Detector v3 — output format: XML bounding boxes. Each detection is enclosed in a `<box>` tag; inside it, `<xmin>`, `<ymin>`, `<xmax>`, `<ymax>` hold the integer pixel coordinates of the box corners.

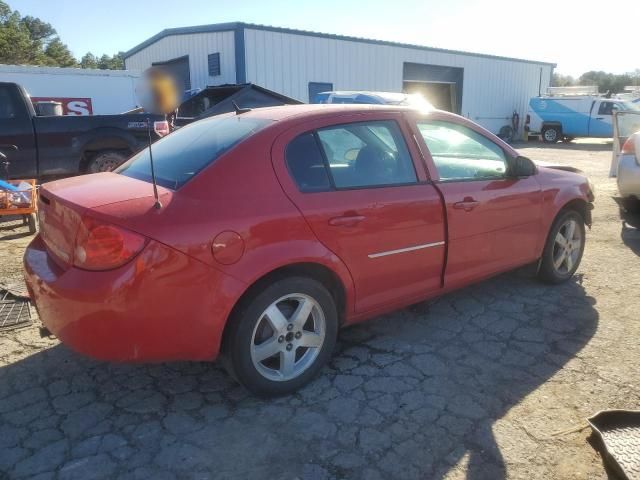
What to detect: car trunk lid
<box><xmin>37</xmin><ymin>173</ymin><xmax>170</xmax><ymax>269</ymax></box>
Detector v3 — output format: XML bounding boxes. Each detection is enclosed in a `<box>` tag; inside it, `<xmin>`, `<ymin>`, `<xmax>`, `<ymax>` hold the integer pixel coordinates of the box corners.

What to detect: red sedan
<box><xmin>24</xmin><ymin>105</ymin><xmax>594</xmax><ymax>396</ymax></box>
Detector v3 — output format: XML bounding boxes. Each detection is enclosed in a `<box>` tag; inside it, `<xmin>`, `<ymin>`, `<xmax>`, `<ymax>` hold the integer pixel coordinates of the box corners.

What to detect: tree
<box><xmin>552</xmin><ymin>73</ymin><xmax>575</xmax><ymax>87</ymax></box>
<box><xmin>80</xmin><ymin>52</ymin><xmax>98</xmax><ymax>69</ymax></box>
<box><xmin>44</xmin><ymin>38</ymin><xmax>77</xmax><ymax>67</ymax></box>
<box><xmin>0</xmin><ymin>1</ymin><xmax>77</xmax><ymax>67</ymax></box>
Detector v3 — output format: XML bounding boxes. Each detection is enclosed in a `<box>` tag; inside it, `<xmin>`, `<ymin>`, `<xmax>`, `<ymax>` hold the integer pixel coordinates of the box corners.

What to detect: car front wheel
<box><xmin>538</xmin><ymin>210</ymin><xmax>586</xmax><ymax>283</ymax></box>
<box><xmin>223</xmin><ymin>276</ymin><xmax>338</xmax><ymax>397</ymax></box>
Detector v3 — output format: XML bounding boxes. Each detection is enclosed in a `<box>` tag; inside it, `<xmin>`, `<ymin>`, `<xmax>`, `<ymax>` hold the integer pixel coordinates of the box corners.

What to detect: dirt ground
<box><xmin>0</xmin><ymin>140</ymin><xmax>638</xmax><ymax>480</ymax></box>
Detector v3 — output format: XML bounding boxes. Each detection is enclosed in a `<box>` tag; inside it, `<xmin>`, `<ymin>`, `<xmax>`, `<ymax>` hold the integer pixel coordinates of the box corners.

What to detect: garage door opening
<box><xmin>403</xmin><ymin>81</ymin><xmax>457</xmax><ymax>113</ymax></box>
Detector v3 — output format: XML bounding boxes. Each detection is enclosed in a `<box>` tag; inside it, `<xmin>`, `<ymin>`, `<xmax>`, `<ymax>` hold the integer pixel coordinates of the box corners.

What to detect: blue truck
<box><xmin>527</xmin><ymin>88</ymin><xmax>640</xmax><ymax>143</ymax></box>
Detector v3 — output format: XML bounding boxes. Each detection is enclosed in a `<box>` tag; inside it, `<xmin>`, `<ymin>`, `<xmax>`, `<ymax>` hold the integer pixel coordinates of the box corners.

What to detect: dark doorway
<box><xmin>403</xmin><ymin>81</ymin><xmax>457</xmax><ymax>112</ymax></box>
<box><xmin>152</xmin><ymin>55</ymin><xmax>191</xmax><ymax>100</ymax></box>
<box><xmin>308</xmin><ymin>82</ymin><xmax>333</xmax><ymax>103</ymax></box>
<box><xmin>403</xmin><ymin>62</ymin><xmax>463</xmax><ymax>114</ymax></box>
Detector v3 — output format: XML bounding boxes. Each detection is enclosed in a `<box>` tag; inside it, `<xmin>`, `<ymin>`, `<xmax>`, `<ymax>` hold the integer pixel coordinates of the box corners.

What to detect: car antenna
<box><xmin>146</xmin><ymin>117</ymin><xmax>162</xmax><ymax>209</ymax></box>
<box><xmin>232</xmin><ymin>100</ymin><xmax>251</xmax><ymax>115</ymax></box>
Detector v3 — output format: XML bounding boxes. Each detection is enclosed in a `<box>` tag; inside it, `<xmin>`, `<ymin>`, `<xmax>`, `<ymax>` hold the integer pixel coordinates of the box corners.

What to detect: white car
<box><xmin>618</xmin><ymin>131</ymin><xmax>640</xmax><ymax>211</ymax></box>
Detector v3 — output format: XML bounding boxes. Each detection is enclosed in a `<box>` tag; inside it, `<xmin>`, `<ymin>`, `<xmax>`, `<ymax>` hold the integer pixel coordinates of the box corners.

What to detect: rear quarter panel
<box><xmin>95</xmin><ymin>128</ymin><xmax>357</xmax><ymax>322</ymax></box>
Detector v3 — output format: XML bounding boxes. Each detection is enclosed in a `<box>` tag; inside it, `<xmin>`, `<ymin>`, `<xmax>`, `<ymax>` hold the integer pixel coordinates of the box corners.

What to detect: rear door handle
<box><xmin>453</xmin><ymin>197</ymin><xmax>480</xmax><ymax>212</ymax></box>
<box><xmin>328</xmin><ymin>215</ymin><xmax>366</xmax><ymax>227</ymax></box>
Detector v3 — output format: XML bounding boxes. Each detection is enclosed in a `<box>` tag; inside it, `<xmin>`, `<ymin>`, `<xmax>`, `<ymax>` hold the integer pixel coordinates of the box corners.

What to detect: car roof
<box><xmin>235</xmin><ymin>103</ymin><xmax>436</xmax><ymax>124</ymax></box>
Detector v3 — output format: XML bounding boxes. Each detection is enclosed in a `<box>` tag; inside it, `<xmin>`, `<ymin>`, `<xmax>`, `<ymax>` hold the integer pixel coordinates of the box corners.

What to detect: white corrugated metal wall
<box><xmin>123</xmin><ymin>26</ymin><xmax>553</xmax><ymax>134</ymax></box>
<box><xmin>244</xmin><ymin>28</ymin><xmax>552</xmax><ymax>133</ymax></box>
<box><xmin>124</xmin><ymin>32</ymin><xmax>237</xmax><ymax>88</ymax></box>
<box><xmin>0</xmin><ymin>65</ymin><xmax>141</xmax><ymax>114</ymax></box>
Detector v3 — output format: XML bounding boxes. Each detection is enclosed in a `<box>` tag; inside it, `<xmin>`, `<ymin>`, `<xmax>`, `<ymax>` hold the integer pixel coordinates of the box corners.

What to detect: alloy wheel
<box><xmin>250</xmin><ymin>293</ymin><xmax>326</xmax><ymax>382</ymax></box>
<box><xmin>552</xmin><ymin>218</ymin><xmax>583</xmax><ymax>274</ymax></box>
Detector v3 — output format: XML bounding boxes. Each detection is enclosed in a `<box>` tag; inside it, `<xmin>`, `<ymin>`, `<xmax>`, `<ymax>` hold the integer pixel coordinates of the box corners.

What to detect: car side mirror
<box><xmin>511</xmin><ymin>155</ymin><xmax>537</xmax><ymax>178</ymax></box>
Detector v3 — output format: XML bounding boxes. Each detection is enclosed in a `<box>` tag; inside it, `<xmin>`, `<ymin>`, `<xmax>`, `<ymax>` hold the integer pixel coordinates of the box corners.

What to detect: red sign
<box><xmin>31</xmin><ymin>97</ymin><xmax>94</xmax><ymax>116</ymax></box>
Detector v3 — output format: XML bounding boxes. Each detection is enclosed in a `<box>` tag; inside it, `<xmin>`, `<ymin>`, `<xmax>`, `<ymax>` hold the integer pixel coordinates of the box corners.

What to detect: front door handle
<box><xmin>453</xmin><ymin>197</ymin><xmax>480</xmax><ymax>212</ymax></box>
<box><xmin>328</xmin><ymin>215</ymin><xmax>366</xmax><ymax>227</ymax></box>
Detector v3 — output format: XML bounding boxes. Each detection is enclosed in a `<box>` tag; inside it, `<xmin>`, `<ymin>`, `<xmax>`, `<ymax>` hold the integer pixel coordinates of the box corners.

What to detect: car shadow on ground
<box><xmin>614</xmin><ymin>198</ymin><xmax>640</xmax><ymax>256</ymax></box>
<box><xmin>0</xmin><ymin>272</ymin><xmax>598</xmax><ymax>479</ymax></box>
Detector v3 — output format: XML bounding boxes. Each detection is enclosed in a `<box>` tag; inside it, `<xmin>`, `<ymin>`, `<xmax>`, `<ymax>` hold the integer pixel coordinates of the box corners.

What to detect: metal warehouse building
<box><xmin>124</xmin><ymin>22</ymin><xmax>555</xmax><ymax>134</ymax></box>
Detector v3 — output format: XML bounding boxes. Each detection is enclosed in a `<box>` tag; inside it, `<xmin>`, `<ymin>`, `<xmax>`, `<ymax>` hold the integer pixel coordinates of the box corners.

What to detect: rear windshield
<box><xmin>117</xmin><ymin>115</ymin><xmax>272</xmax><ymax>189</ymax></box>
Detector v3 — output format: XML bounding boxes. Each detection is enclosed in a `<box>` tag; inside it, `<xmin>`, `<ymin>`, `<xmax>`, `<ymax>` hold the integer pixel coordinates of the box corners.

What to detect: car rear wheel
<box><xmin>224</xmin><ymin>276</ymin><xmax>338</xmax><ymax>397</ymax></box>
<box><xmin>538</xmin><ymin>210</ymin><xmax>585</xmax><ymax>284</ymax></box>
<box><xmin>87</xmin><ymin>150</ymin><xmax>128</xmax><ymax>173</ymax></box>
<box><xmin>542</xmin><ymin>126</ymin><xmax>561</xmax><ymax>143</ymax></box>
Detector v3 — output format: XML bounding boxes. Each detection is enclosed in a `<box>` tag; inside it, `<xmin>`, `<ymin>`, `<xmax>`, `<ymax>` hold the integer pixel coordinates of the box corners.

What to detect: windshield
<box><xmin>621</xmin><ymin>101</ymin><xmax>640</xmax><ymax>111</ymax></box>
<box><xmin>117</xmin><ymin>115</ymin><xmax>272</xmax><ymax>189</ymax></box>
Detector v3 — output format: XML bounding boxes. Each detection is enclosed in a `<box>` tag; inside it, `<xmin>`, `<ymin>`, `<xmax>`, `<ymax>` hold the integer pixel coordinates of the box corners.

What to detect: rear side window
<box><xmin>0</xmin><ymin>87</ymin><xmax>17</xmax><ymax>119</ymax></box>
<box><xmin>117</xmin><ymin>116</ymin><xmax>272</xmax><ymax>189</ymax></box>
<box><xmin>286</xmin><ymin>120</ymin><xmax>417</xmax><ymax>192</ymax></box>
<box><xmin>285</xmin><ymin>133</ymin><xmax>332</xmax><ymax>192</ymax></box>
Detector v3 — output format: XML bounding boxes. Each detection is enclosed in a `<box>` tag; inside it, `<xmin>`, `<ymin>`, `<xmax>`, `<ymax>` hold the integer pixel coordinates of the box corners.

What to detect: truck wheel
<box><xmin>26</xmin><ymin>213</ymin><xmax>37</xmax><ymax>235</ymax></box>
<box><xmin>542</xmin><ymin>126</ymin><xmax>561</xmax><ymax>143</ymax></box>
<box><xmin>223</xmin><ymin>276</ymin><xmax>338</xmax><ymax>397</ymax></box>
<box><xmin>87</xmin><ymin>151</ymin><xmax>128</xmax><ymax>173</ymax></box>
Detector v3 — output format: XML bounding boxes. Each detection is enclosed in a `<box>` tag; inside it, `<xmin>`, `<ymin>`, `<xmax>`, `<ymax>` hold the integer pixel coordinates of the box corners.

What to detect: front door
<box><xmin>412</xmin><ymin>116</ymin><xmax>542</xmax><ymax>289</ymax></box>
<box><xmin>272</xmin><ymin>113</ymin><xmax>446</xmax><ymax>314</ymax></box>
<box><xmin>589</xmin><ymin>100</ymin><xmax>617</xmax><ymax>138</ymax></box>
<box><xmin>0</xmin><ymin>84</ymin><xmax>37</xmax><ymax>179</ymax></box>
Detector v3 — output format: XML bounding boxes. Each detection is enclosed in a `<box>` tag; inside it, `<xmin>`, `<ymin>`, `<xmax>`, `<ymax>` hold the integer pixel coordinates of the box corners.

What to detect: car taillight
<box><xmin>73</xmin><ymin>216</ymin><xmax>147</xmax><ymax>271</ymax></box>
<box><xmin>621</xmin><ymin>137</ymin><xmax>635</xmax><ymax>155</ymax></box>
<box><xmin>154</xmin><ymin>120</ymin><xmax>170</xmax><ymax>137</ymax></box>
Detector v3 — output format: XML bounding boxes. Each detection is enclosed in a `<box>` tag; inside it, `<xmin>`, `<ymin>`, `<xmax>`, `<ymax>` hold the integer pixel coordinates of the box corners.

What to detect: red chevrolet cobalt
<box><xmin>24</xmin><ymin>105</ymin><xmax>594</xmax><ymax>396</ymax></box>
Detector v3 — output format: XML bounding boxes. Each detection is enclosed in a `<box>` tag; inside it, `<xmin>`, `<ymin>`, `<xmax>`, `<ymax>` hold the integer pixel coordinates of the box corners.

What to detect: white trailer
<box><xmin>0</xmin><ymin>65</ymin><xmax>141</xmax><ymax>115</ymax></box>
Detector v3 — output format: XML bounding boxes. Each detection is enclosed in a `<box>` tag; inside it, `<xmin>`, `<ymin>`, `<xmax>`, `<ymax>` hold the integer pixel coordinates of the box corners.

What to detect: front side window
<box><xmin>598</xmin><ymin>102</ymin><xmax>618</xmax><ymax>115</ymax></box>
<box><xmin>117</xmin><ymin>115</ymin><xmax>272</xmax><ymax>189</ymax></box>
<box><xmin>417</xmin><ymin>120</ymin><xmax>507</xmax><ymax>181</ymax></box>
<box><xmin>317</xmin><ymin>120</ymin><xmax>417</xmax><ymax>188</ymax></box>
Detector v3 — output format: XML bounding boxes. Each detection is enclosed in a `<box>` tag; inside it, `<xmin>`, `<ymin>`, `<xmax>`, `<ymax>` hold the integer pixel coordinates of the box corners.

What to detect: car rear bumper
<box><xmin>618</xmin><ymin>154</ymin><xmax>640</xmax><ymax>198</ymax></box>
<box><xmin>24</xmin><ymin>235</ymin><xmax>244</xmax><ymax>362</ymax></box>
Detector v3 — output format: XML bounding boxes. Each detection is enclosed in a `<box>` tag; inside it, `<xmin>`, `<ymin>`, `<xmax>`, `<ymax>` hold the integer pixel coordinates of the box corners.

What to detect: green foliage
<box><xmin>0</xmin><ymin>1</ymin><xmax>124</xmax><ymax>69</ymax></box>
<box><xmin>553</xmin><ymin>70</ymin><xmax>640</xmax><ymax>93</ymax></box>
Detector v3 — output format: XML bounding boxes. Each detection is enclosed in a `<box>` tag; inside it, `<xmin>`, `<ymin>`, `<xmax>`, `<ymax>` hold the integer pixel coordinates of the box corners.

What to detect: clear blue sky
<box><xmin>8</xmin><ymin>0</ymin><xmax>638</xmax><ymax>76</ymax></box>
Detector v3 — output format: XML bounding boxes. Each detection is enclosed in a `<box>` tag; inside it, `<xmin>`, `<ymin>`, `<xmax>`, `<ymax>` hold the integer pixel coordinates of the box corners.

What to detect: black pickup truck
<box><xmin>0</xmin><ymin>82</ymin><xmax>165</xmax><ymax>179</ymax></box>
<box><xmin>0</xmin><ymin>82</ymin><xmax>301</xmax><ymax>180</ymax></box>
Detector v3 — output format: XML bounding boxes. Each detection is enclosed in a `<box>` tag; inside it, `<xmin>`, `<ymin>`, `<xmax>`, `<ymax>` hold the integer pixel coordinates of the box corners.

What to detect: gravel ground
<box><xmin>0</xmin><ymin>141</ymin><xmax>639</xmax><ymax>480</ymax></box>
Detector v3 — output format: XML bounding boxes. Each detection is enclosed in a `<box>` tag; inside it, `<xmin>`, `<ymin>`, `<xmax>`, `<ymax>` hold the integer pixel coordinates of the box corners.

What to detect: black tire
<box><xmin>621</xmin><ymin>196</ymin><xmax>640</xmax><ymax>213</ymax></box>
<box><xmin>87</xmin><ymin>150</ymin><xmax>128</xmax><ymax>173</ymax></box>
<box><xmin>223</xmin><ymin>276</ymin><xmax>338</xmax><ymax>397</ymax></box>
<box><xmin>542</xmin><ymin>126</ymin><xmax>561</xmax><ymax>143</ymax></box>
<box><xmin>26</xmin><ymin>213</ymin><xmax>37</xmax><ymax>235</ymax></box>
<box><xmin>538</xmin><ymin>209</ymin><xmax>586</xmax><ymax>284</ymax></box>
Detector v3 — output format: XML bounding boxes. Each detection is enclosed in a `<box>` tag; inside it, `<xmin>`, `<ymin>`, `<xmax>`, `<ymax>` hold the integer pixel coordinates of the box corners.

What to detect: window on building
<box><xmin>417</xmin><ymin>120</ymin><xmax>507</xmax><ymax>181</ymax></box>
<box><xmin>208</xmin><ymin>53</ymin><xmax>221</xmax><ymax>76</ymax></box>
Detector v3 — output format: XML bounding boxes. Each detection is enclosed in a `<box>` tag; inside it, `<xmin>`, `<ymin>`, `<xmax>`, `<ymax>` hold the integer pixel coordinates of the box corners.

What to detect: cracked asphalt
<box><xmin>1</xmin><ymin>141</ymin><xmax>639</xmax><ymax>480</ymax></box>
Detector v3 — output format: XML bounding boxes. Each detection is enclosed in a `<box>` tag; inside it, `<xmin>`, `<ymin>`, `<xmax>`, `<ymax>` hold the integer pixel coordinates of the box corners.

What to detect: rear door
<box><xmin>0</xmin><ymin>84</ymin><xmax>38</xmax><ymax>178</ymax></box>
<box><xmin>411</xmin><ymin>115</ymin><xmax>543</xmax><ymax>289</ymax></box>
<box><xmin>272</xmin><ymin>112</ymin><xmax>445</xmax><ymax>314</ymax></box>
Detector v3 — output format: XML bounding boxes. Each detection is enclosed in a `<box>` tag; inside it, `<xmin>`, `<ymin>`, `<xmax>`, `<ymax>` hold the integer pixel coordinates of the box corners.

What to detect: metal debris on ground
<box><xmin>589</xmin><ymin>410</ymin><xmax>640</xmax><ymax>480</ymax></box>
<box><xmin>0</xmin><ymin>288</ymin><xmax>32</xmax><ymax>332</ymax></box>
